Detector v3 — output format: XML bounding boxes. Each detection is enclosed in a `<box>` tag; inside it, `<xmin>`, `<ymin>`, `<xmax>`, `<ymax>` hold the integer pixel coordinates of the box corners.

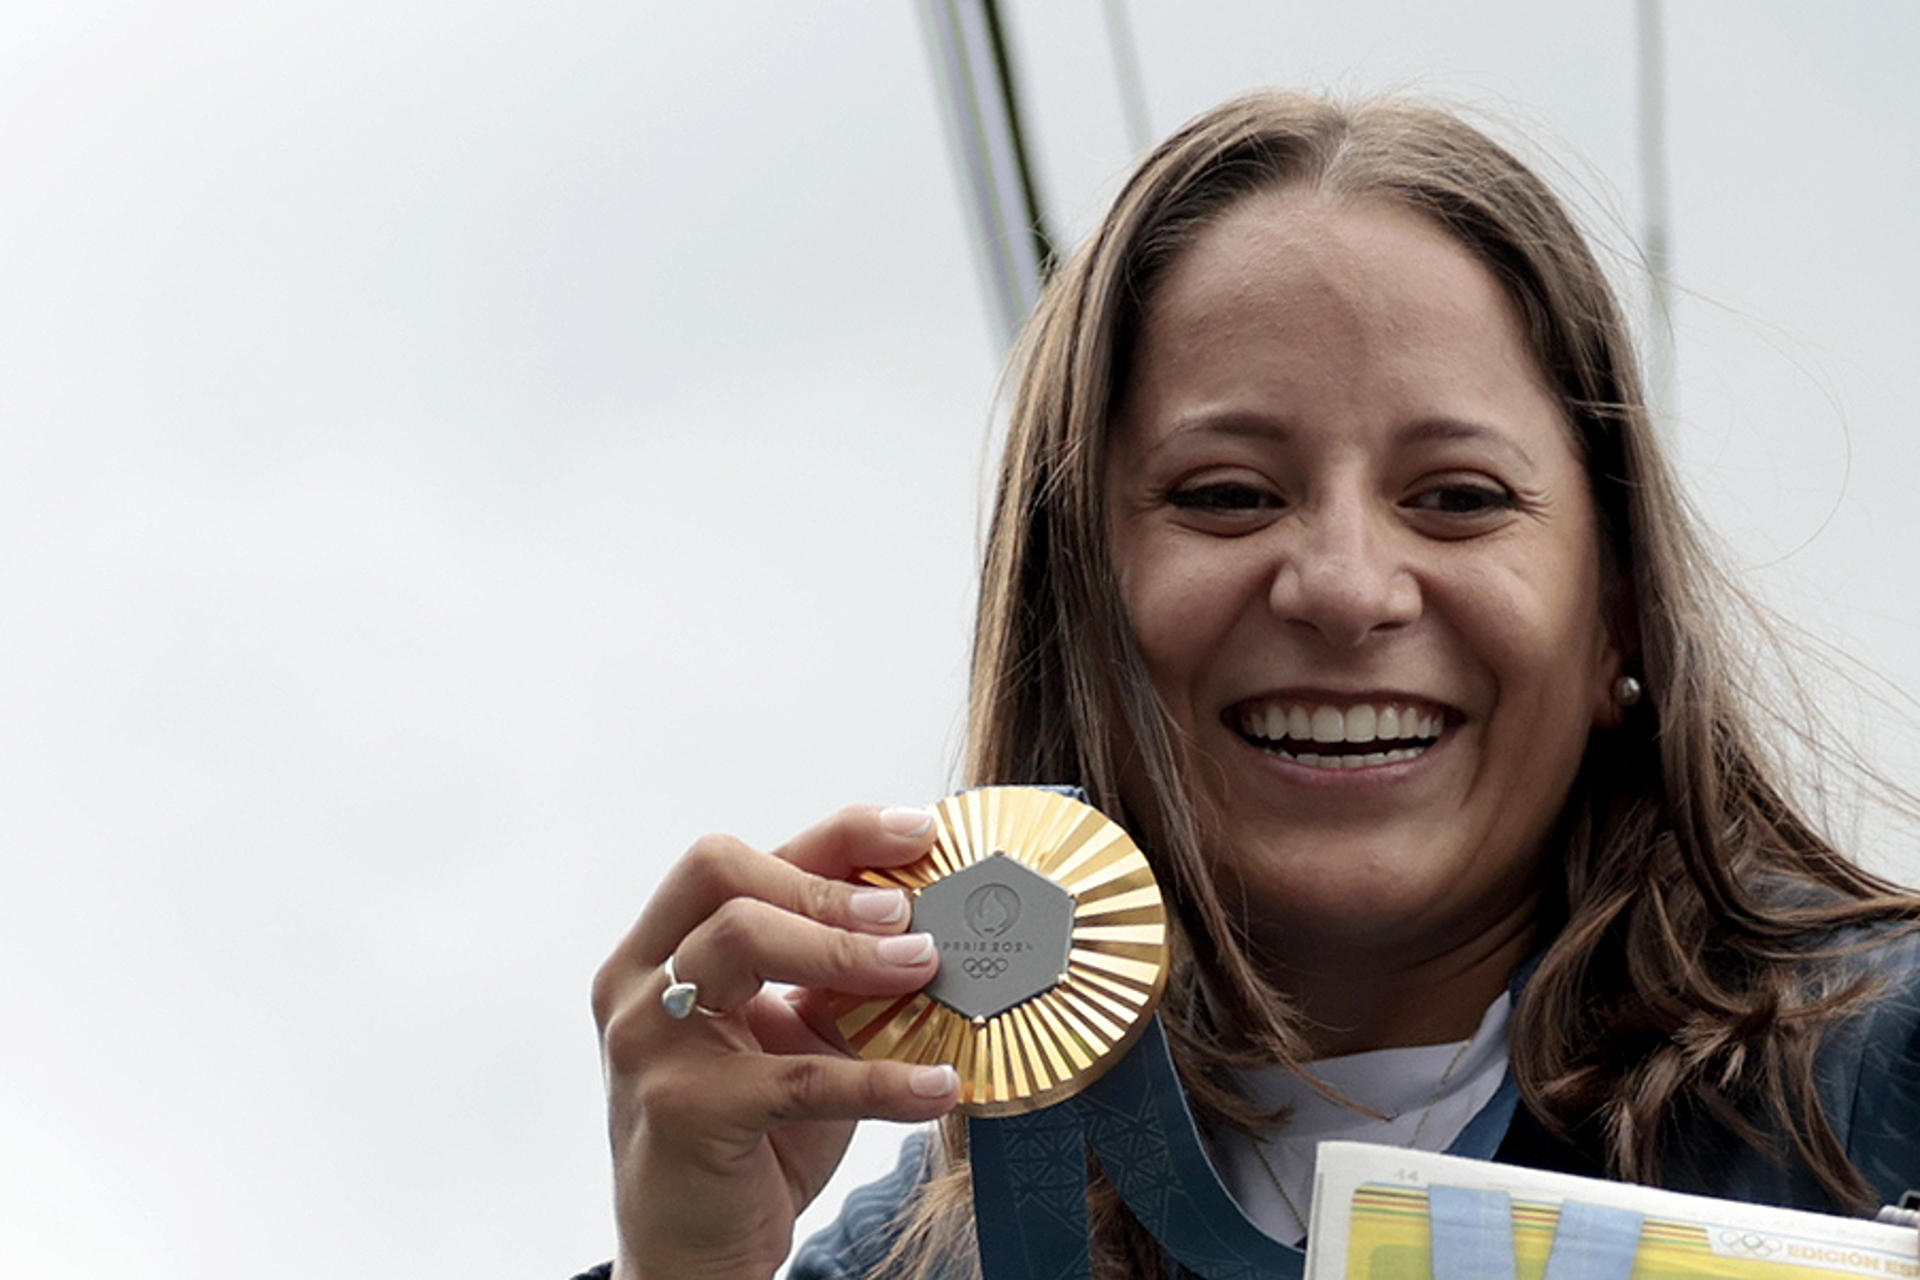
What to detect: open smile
<box><xmin>1228</xmin><ymin>697</ymin><xmax>1450</xmax><ymax>770</ymax></box>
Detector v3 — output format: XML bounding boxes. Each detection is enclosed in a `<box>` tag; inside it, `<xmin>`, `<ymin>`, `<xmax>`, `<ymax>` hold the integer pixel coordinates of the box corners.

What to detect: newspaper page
<box><xmin>1306</xmin><ymin>1141</ymin><xmax>1918</xmax><ymax>1280</ymax></box>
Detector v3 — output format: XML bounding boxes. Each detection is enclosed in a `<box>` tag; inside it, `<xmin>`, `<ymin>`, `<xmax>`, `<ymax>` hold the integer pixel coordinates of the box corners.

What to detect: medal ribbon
<box><xmin>919</xmin><ymin>787</ymin><xmax>1522</xmax><ymax>1279</ymax></box>
<box><xmin>967</xmin><ymin>1017</ymin><xmax>1523</xmax><ymax>1279</ymax></box>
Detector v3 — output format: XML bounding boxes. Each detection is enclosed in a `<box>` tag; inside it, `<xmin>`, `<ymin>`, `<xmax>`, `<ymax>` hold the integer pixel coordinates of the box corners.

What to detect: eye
<box><xmin>1166</xmin><ymin>480</ymin><xmax>1283</xmax><ymax>516</ymax></box>
<box><xmin>1406</xmin><ymin>481</ymin><xmax>1519</xmax><ymax>517</ymax></box>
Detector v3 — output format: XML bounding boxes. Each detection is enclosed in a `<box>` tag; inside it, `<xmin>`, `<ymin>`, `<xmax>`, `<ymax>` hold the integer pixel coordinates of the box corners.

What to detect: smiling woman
<box><xmin>1106</xmin><ymin>192</ymin><xmax>1621</xmax><ymax>1033</ymax></box>
<box><xmin>581</xmin><ymin>91</ymin><xmax>1920</xmax><ymax>1280</ymax></box>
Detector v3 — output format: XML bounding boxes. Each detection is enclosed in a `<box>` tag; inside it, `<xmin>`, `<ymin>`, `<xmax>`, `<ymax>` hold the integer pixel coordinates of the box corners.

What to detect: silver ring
<box><xmin>660</xmin><ymin>953</ymin><xmax>726</xmax><ymax>1019</ymax></box>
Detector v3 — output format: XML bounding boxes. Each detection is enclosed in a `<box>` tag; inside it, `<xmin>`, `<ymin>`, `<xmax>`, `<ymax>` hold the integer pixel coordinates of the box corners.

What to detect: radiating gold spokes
<box><xmin>832</xmin><ymin>788</ymin><xmax>1170</xmax><ymax>1116</ymax></box>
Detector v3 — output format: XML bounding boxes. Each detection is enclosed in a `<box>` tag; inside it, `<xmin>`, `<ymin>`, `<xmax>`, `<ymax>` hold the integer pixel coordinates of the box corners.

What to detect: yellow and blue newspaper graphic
<box><xmin>1307</xmin><ymin>1143</ymin><xmax>1919</xmax><ymax>1280</ymax></box>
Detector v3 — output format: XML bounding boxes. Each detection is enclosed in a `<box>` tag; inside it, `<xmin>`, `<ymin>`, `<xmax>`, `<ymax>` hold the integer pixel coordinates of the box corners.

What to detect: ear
<box><xmin>1588</xmin><ymin>579</ymin><xmax>1638</xmax><ymax>730</ymax></box>
<box><xmin>1589</xmin><ymin>642</ymin><xmax>1630</xmax><ymax>730</ymax></box>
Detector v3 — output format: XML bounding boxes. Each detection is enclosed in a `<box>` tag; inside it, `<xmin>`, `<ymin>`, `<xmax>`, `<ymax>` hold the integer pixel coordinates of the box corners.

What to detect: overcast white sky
<box><xmin>3</xmin><ymin>4</ymin><xmax>1917</xmax><ymax>1277</ymax></box>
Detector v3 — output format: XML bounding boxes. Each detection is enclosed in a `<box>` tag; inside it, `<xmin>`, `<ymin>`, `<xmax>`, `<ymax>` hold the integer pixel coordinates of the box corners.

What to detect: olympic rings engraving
<box><xmin>962</xmin><ymin>956</ymin><xmax>1009</xmax><ymax>980</ymax></box>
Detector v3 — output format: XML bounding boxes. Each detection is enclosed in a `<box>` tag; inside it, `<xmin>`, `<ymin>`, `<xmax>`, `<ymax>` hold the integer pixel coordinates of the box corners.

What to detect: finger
<box><xmin>671</xmin><ymin>897</ymin><xmax>938</xmax><ymax>1013</ymax></box>
<box><xmin>643</xmin><ymin>1051</ymin><xmax>960</xmax><ymax>1142</ymax></box>
<box><xmin>780</xmin><ymin>985</ymin><xmax>862</xmax><ymax>1056</ymax></box>
<box><xmin>744</xmin><ymin>1053</ymin><xmax>959</xmax><ymax>1128</ymax></box>
<box><xmin>770</xmin><ymin>803</ymin><xmax>939</xmax><ymax>879</ymax></box>
<box><xmin>621</xmin><ymin>812</ymin><xmax>933</xmax><ymax>966</ymax></box>
<box><xmin>597</xmin><ymin>948</ymin><xmax>768</xmax><ymax>1074</ymax></box>
<box><xmin>739</xmin><ymin>987</ymin><xmax>842</xmax><ymax>1059</ymax></box>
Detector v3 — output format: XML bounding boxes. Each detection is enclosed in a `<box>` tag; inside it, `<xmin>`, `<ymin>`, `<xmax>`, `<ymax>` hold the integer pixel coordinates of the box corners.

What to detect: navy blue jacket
<box><xmin>786</xmin><ymin>931</ymin><xmax>1920</xmax><ymax>1279</ymax></box>
<box><xmin>571</xmin><ymin>930</ymin><xmax>1920</xmax><ymax>1279</ymax></box>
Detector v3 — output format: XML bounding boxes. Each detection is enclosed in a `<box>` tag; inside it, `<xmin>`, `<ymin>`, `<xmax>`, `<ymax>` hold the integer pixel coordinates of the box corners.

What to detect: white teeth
<box><xmin>1238</xmin><ymin>697</ymin><xmax>1451</xmax><ymax>773</ymax></box>
<box><xmin>1240</xmin><ymin>701</ymin><xmax>1445</xmax><ymax>745</ymax></box>
<box><xmin>1270</xmin><ymin>742</ymin><xmax>1429</xmax><ymax>770</ymax></box>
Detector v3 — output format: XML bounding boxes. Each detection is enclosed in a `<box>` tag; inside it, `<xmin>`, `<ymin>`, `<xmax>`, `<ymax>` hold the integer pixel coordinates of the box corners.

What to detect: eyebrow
<box><xmin>1145</xmin><ymin>413</ymin><xmax>1542</xmax><ymax>471</ymax></box>
<box><xmin>1145</xmin><ymin>412</ymin><xmax>1295</xmax><ymax>455</ymax></box>
<box><xmin>1398</xmin><ymin>417</ymin><xmax>1539</xmax><ymax>471</ymax></box>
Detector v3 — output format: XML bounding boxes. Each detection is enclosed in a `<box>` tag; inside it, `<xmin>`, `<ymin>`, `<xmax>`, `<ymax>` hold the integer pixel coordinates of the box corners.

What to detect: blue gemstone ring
<box><xmin>660</xmin><ymin>953</ymin><xmax>726</xmax><ymax>1020</ymax></box>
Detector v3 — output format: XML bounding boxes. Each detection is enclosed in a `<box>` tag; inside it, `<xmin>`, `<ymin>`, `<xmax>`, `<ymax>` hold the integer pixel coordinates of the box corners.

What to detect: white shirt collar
<box><xmin>1213</xmin><ymin>991</ymin><xmax>1513</xmax><ymax>1247</ymax></box>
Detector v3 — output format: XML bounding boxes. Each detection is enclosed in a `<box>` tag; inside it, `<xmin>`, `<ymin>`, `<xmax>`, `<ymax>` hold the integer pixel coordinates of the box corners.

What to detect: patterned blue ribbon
<box><xmin>967</xmin><ymin>1014</ymin><xmax>1529</xmax><ymax>1279</ymax></box>
<box><xmin>965</xmin><ymin>784</ymin><xmax>1532</xmax><ymax>1279</ymax></box>
<box><xmin>970</xmin><ymin>1017</ymin><xmax>1298</xmax><ymax>1280</ymax></box>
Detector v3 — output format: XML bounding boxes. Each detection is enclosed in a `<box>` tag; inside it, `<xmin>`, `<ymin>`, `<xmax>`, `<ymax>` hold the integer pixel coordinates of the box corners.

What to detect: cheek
<box><xmin>1123</xmin><ymin>576</ymin><xmax>1194</xmax><ymax>672</ymax></box>
<box><xmin>1454</xmin><ymin>555</ymin><xmax>1611</xmax><ymax>729</ymax></box>
<box><xmin>1115</xmin><ymin>538</ymin><xmax>1246</xmax><ymax>689</ymax></box>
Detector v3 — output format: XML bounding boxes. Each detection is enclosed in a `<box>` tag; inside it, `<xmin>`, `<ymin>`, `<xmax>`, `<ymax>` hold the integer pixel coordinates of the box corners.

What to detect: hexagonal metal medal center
<box><xmin>913</xmin><ymin>853</ymin><xmax>1074</xmax><ymax>1021</ymax></box>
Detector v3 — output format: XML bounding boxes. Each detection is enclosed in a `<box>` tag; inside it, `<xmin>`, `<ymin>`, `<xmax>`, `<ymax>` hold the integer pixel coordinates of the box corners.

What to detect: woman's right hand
<box><xmin>592</xmin><ymin>804</ymin><xmax>961</xmax><ymax>1280</ymax></box>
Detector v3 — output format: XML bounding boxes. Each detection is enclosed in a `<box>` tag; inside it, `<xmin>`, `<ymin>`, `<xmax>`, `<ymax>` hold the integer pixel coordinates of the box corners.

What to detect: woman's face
<box><xmin>1107</xmin><ymin>190</ymin><xmax>1621</xmax><ymax>975</ymax></box>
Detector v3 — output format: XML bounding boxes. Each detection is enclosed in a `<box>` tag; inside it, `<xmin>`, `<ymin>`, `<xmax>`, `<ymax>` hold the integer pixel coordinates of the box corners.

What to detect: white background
<box><xmin>2</xmin><ymin>4</ymin><xmax>1916</xmax><ymax>1276</ymax></box>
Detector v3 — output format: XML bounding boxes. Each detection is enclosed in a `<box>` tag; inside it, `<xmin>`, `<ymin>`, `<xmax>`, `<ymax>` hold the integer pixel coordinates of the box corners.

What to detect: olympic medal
<box><xmin>832</xmin><ymin>787</ymin><xmax>1170</xmax><ymax>1116</ymax></box>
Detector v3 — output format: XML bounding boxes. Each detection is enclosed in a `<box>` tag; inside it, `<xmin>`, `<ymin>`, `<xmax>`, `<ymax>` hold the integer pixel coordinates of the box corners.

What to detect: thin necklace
<box><xmin>1250</xmin><ymin>1035</ymin><xmax>1476</xmax><ymax>1238</ymax></box>
<box><xmin>1407</xmin><ymin>1035</ymin><xmax>1476</xmax><ymax>1148</ymax></box>
<box><xmin>1251</xmin><ymin>1139</ymin><xmax>1310</xmax><ymax>1235</ymax></box>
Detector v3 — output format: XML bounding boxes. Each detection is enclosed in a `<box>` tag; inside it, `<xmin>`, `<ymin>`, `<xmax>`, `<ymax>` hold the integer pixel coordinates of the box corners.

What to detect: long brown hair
<box><xmin>881</xmin><ymin>90</ymin><xmax>1920</xmax><ymax>1280</ymax></box>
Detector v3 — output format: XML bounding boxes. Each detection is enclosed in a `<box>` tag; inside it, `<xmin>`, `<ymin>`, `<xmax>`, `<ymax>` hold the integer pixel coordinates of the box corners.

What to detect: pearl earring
<box><xmin>1614</xmin><ymin>675</ymin><xmax>1644</xmax><ymax>707</ymax></box>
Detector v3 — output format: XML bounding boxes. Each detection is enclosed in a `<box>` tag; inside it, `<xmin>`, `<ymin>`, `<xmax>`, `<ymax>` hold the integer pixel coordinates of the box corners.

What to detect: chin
<box><xmin>1221</xmin><ymin>836</ymin><xmax>1540</xmax><ymax>967</ymax></box>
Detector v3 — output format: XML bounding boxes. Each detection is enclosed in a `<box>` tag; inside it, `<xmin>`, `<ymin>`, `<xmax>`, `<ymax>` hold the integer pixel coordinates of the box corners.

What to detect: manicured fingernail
<box><xmin>910</xmin><ymin>1064</ymin><xmax>958</xmax><ymax>1097</ymax></box>
<box><xmin>879</xmin><ymin>805</ymin><xmax>934</xmax><ymax>837</ymax></box>
<box><xmin>876</xmin><ymin>932</ymin><xmax>935</xmax><ymax>965</ymax></box>
<box><xmin>850</xmin><ymin>888</ymin><xmax>909</xmax><ymax>925</ymax></box>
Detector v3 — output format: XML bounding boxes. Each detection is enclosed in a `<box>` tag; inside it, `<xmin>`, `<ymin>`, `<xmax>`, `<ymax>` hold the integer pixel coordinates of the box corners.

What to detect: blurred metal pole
<box><xmin>918</xmin><ymin>0</ymin><xmax>1055</xmax><ymax>350</ymax></box>
<box><xmin>1636</xmin><ymin>0</ymin><xmax>1676</xmax><ymax>427</ymax></box>
<box><xmin>1101</xmin><ymin>0</ymin><xmax>1152</xmax><ymax>156</ymax></box>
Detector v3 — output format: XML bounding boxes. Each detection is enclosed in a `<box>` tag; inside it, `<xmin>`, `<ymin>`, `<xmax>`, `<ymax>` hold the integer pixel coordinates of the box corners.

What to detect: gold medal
<box><xmin>833</xmin><ymin>787</ymin><xmax>1170</xmax><ymax>1116</ymax></box>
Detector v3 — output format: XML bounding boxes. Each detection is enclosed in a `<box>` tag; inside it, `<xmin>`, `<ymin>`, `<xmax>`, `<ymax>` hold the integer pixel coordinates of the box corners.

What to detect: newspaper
<box><xmin>1306</xmin><ymin>1141</ymin><xmax>1918</xmax><ymax>1280</ymax></box>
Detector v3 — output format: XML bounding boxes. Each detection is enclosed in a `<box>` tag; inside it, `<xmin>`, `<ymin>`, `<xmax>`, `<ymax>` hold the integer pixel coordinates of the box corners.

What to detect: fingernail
<box><xmin>879</xmin><ymin>805</ymin><xmax>934</xmax><ymax>837</ymax></box>
<box><xmin>910</xmin><ymin>1064</ymin><xmax>958</xmax><ymax>1097</ymax></box>
<box><xmin>876</xmin><ymin>932</ymin><xmax>936</xmax><ymax>965</ymax></box>
<box><xmin>850</xmin><ymin>888</ymin><xmax>909</xmax><ymax>926</ymax></box>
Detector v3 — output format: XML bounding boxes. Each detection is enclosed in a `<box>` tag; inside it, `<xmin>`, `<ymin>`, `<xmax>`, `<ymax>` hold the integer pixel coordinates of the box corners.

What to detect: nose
<box><xmin>1266</xmin><ymin>494</ymin><xmax>1420</xmax><ymax>647</ymax></box>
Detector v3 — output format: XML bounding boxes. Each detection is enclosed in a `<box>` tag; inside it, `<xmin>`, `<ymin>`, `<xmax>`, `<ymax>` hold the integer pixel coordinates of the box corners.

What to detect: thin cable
<box><xmin>1636</xmin><ymin>0</ymin><xmax>1677</xmax><ymax>429</ymax></box>
<box><xmin>915</xmin><ymin>0</ymin><xmax>1053</xmax><ymax>346</ymax></box>
<box><xmin>980</xmin><ymin>0</ymin><xmax>1057</xmax><ymax>277</ymax></box>
<box><xmin>1101</xmin><ymin>0</ymin><xmax>1152</xmax><ymax>156</ymax></box>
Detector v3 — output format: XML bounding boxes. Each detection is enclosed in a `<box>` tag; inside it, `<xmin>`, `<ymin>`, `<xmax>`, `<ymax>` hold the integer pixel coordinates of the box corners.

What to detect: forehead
<box><xmin>1119</xmin><ymin>190</ymin><xmax>1566</xmax><ymax>447</ymax></box>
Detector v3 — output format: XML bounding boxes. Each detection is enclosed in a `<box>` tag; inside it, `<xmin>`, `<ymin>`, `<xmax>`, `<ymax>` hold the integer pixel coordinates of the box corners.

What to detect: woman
<box><xmin>585</xmin><ymin>91</ymin><xmax>1920</xmax><ymax>1280</ymax></box>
